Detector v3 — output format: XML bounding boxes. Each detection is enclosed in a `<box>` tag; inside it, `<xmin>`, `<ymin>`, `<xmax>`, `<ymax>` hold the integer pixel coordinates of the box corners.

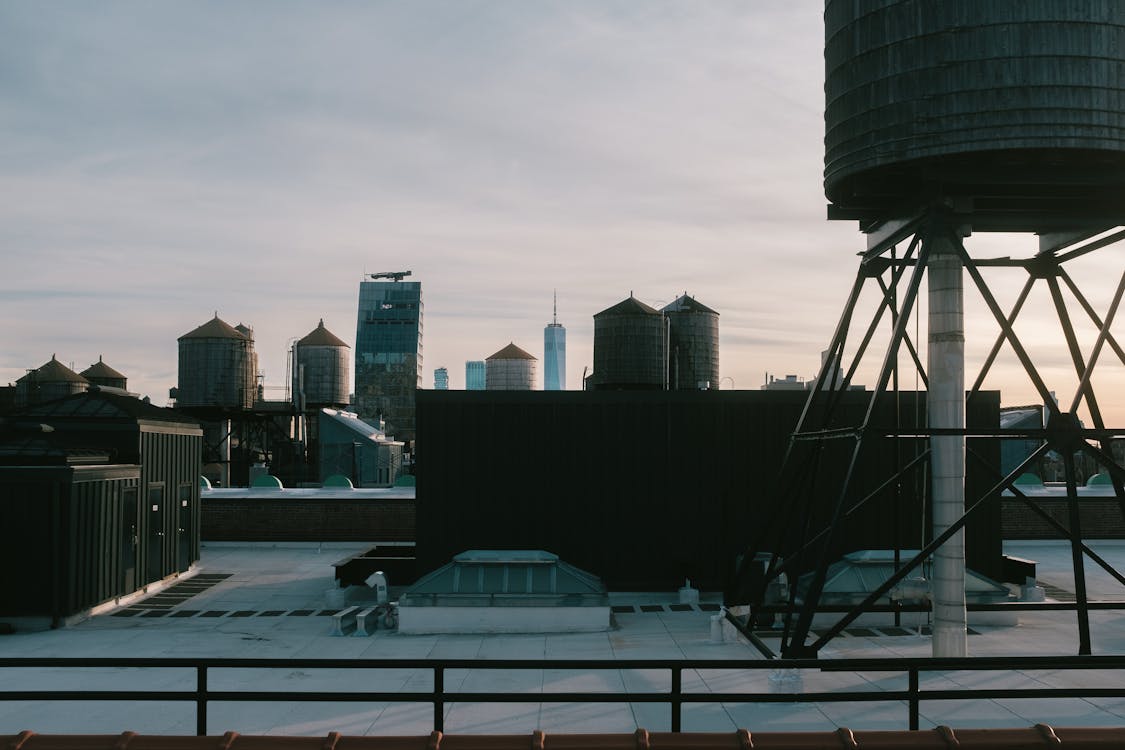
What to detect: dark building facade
<box><xmin>415</xmin><ymin>389</ymin><xmax>1002</xmax><ymax>593</ymax></box>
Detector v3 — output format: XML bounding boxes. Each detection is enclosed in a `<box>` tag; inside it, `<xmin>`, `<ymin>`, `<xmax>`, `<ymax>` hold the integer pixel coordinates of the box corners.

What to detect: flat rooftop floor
<box><xmin>4</xmin><ymin>540</ymin><xmax>1125</xmax><ymax>735</ymax></box>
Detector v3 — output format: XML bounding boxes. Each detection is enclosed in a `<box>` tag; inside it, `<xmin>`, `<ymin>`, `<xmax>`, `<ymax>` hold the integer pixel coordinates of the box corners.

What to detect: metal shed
<box><xmin>0</xmin><ymin>436</ymin><xmax>141</xmax><ymax>629</ymax></box>
<box><xmin>317</xmin><ymin>408</ymin><xmax>403</xmax><ymax>487</ymax></box>
<box><xmin>8</xmin><ymin>389</ymin><xmax>204</xmax><ymax>591</ymax></box>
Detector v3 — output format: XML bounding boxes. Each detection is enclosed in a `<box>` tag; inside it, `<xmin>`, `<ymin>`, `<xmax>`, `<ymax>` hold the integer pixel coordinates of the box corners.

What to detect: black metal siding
<box><xmin>139</xmin><ymin>428</ymin><xmax>202</xmax><ymax>583</ymax></box>
<box><xmin>415</xmin><ymin>390</ymin><xmax>1001</xmax><ymax>592</ymax></box>
<box><xmin>0</xmin><ymin>465</ymin><xmax>140</xmax><ymax>621</ymax></box>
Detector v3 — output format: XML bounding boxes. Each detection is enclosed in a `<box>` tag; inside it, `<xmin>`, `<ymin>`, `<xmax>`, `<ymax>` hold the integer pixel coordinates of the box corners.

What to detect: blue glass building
<box><xmin>544</xmin><ymin>294</ymin><xmax>566</xmax><ymax>391</ymax></box>
<box><xmin>354</xmin><ymin>277</ymin><xmax>422</xmax><ymax>442</ymax></box>
<box><xmin>465</xmin><ymin>361</ymin><xmax>485</xmax><ymax>391</ymax></box>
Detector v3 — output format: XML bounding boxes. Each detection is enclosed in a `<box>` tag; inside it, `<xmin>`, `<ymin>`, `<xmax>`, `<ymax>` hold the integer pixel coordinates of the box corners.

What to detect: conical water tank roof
<box><xmin>487</xmin><ymin>343</ymin><xmax>536</xmax><ymax>361</ymax></box>
<box><xmin>661</xmin><ymin>294</ymin><xmax>718</xmax><ymax>315</ymax></box>
<box><xmin>81</xmin><ymin>356</ymin><xmax>127</xmax><ymax>388</ymax></box>
<box><xmin>23</xmin><ymin>355</ymin><xmax>88</xmax><ymax>384</ymax></box>
<box><xmin>179</xmin><ymin>315</ymin><xmax>248</xmax><ymax>341</ymax></box>
<box><xmin>594</xmin><ymin>296</ymin><xmax>660</xmax><ymax>318</ymax></box>
<box><xmin>297</xmin><ymin>319</ymin><xmax>349</xmax><ymax>348</ymax></box>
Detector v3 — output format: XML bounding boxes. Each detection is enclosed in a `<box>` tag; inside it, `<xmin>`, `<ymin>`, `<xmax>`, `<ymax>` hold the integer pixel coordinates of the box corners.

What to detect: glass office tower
<box><xmin>354</xmin><ymin>277</ymin><xmax>422</xmax><ymax>442</ymax></box>
<box><xmin>544</xmin><ymin>292</ymin><xmax>566</xmax><ymax>390</ymax></box>
<box><xmin>465</xmin><ymin>360</ymin><xmax>486</xmax><ymax>390</ymax></box>
<box><xmin>433</xmin><ymin>367</ymin><xmax>449</xmax><ymax>390</ymax></box>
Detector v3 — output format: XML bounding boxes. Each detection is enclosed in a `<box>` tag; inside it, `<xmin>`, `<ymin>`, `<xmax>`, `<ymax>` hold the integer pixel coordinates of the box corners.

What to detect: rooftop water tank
<box><xmin>81</xmin><ymin>356</ymin><xmax>127</xmax><ymax>390</ymax></box>
<box><xmin>176</xmin><ymin>315</ymin><xmax>256</xmax><ymax>409</ymax></box>
<box><xmin>590</xmin><ymin>296</ymin><xmax>666</xmax><ymax>390</ymax></box>
<box><xmin>295</xmin><ymin>319</ymin><xmax>350</xmax><ymax>408</ymax></box>
<box><xmin>824</xmin><ymin>1</ymin><xmax>1125</xmax><ymax>223</ymax></box>
<box><xmin>485</xmin><ymin>343</ymin><xmax>537</xmax><ymax>391</ymax></box>
<box><xmin>662</xmin><ymin>294</ymin><xmax>719</xmax><ymax>391</ymax></box>
<box><xmin>14</xmin><ymin>355</ymin><xmax>89</xmax><ymax>407</ymax></box>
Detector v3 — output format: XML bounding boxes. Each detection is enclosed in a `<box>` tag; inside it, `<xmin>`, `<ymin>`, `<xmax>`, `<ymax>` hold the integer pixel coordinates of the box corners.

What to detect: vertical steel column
<box><xmin>196</xmin><ymin>665</ymin><xmax>207</xmax><ymax>736</ymax></box>
<box><xmin>927</xmin><ymin>229</ymin><xmax>968</xmax><ymax>658</ymax></box>
<box><xmin>1064</xmin><ymin>446</ymin><xmax>1093</xmax><ymax>654</ymax></box>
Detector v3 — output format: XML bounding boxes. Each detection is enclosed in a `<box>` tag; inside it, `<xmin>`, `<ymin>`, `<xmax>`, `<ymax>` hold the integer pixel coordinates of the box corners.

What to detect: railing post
<box><xmin>434</xmin><ymin>665</ymin><xmax>444</xmax><ymax>732</ymax></box>
<box><xmin>908</xmin><ymin>667</ymin><xmax>919</xmax><ymax>730</ymax></box>
<box><xmin>196</xmin><ymin>665</ymin><xmax>208</xmax><ymax>737</ymax></box>
<box><xmin>671</xmin><ymin>666</ymin><xmax>682</xmax><ymax>733</ymax></box>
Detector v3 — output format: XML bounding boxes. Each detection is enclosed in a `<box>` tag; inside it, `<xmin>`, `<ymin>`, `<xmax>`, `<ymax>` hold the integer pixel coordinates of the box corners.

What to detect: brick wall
<box><xmin>1003</xmin><ymin>498</ymin><xmax>1125</xmax><ymax>539</ymax></box>
<box><xmin>202</xmin><ymin>497</ymin><xmax>415</xmax><ymax>542</ymax></box>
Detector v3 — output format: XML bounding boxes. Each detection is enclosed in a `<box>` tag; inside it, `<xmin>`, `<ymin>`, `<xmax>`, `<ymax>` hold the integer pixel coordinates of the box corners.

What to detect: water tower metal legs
<box><xmin>927</xmin><ymin>236</ymin><xmax>968</xmax><ymax>657</ymax></box>
<box><xmin>738</xmin><ymin>210</ymin><xmax>1125</xmax><ymax>658</ymax></box>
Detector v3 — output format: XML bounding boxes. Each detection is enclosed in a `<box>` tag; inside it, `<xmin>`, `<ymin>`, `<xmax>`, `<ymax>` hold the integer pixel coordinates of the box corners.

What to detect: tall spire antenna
<box><xmin>553</xmin><ymin>289</ymin><xmax>558</xmax><ymax>325</ymax></box>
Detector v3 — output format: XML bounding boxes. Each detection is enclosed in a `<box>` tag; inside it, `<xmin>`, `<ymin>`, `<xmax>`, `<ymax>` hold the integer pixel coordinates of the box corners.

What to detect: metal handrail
<box><xmin>4</xmin><ymin>655</ymin><xmax>1125</xmax><ymax>736</ymax></box>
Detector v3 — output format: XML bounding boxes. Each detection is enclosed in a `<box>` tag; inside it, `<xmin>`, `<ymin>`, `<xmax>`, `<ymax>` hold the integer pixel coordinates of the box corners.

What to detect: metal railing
<box><xmin>4</xmin><ymin>655</ymin><xmax>1125</xmax><ymax>736</ymax></box>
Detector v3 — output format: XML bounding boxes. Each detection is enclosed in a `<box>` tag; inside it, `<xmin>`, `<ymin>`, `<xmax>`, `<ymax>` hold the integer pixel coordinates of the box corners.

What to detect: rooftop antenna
<box><xmin>370</xmin><ymin>271</ymin><xmax>412</xmax><ymax>282</ymax></box>
<box><xmin>553</xmin><ymin>289</ymin><xmax>558</xmax><ymax>325</ymax></box>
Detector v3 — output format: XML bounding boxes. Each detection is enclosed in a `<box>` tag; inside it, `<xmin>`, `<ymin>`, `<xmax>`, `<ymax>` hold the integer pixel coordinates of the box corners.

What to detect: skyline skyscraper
<box><xmin>543</xmin><ymin>291</ymin><xmax>566</xmax><ymax>391</ymax></box>
<box><xmin>433</xmin><ymin>367</ymin><xmax>449</xmax><ymax>390</ymax></box>
<box><xmin>465</xmin><ymin>360</ymin><xmax>485</xmax><ymax>390</ymax></box>
<box><xmin>354</xmin><ymin>272</ymin><xmax>422</xmax><ymax>443</ymax></box>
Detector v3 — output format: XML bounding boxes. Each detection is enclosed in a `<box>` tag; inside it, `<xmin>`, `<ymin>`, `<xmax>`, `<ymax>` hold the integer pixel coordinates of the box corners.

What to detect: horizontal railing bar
<box><xmin>8</xmin><ymin>656</ymin><xmax>1125</xmax><ymax>670</ymax></box>
<box><xmin>747</xmin><ymin>601</ymin><xmax>1125</xmax><ymax>613</ymax></box>
<box><xmin>9</xmin><ymin>656</ymin><xmax>1125</xmax><ymax>737</ymax></box>
<box><xmin>10</xmin><ymin>688</ymin><xmax>1125</xmax><ymax>704</ymax></box>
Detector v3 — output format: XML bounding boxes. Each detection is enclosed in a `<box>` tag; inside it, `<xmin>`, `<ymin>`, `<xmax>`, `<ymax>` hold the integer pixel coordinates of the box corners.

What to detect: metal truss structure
<box><xmin>741</xmin><ymin>204</ymin><xmax>1125</xmax><ymax>658</ymax></box>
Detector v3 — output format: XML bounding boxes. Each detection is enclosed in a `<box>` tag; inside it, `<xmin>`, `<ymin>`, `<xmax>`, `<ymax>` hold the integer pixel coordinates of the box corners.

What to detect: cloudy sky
<box><xmin>2</xmin><ymin>2</ymin><xmax>1121</xmax><ymax>422</ymax></box>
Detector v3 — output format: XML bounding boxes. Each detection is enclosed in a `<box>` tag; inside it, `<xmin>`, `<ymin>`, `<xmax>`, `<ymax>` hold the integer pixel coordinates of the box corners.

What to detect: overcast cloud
<box><xmin>2</xmin><ymin>2</ymin><xmax>1121</xmax><ymax>422</ymax></box>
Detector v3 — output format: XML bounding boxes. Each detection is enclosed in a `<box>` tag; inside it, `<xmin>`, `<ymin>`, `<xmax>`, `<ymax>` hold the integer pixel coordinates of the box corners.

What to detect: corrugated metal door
<box><xmin>146</xmin><ymin>483</ymin><xmax>165</xmax><ymax>583</ymax></box>
<box><xmin>121</xmin><ymin>486</ymin><xmax>138</xmax><ymax>593</ymax></box>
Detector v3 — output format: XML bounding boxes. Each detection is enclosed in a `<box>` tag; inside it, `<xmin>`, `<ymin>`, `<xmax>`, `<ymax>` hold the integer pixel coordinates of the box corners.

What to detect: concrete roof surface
<box><xmin>3</xmin><ymin>541</ymin><xmax>1125</xmax><ymax>736</ymax></box>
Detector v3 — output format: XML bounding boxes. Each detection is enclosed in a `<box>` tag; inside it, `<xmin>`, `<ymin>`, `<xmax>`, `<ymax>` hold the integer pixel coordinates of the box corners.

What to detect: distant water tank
<box><xmin>81</xmin><ymin>356</ymin><xmax>127</xmax><ymax>390</ymax></box>
<box><xmin>662</xmin><ymin>294</ymin><xmax>719</xmax><ymax>391</ymax></box>
<box><xmin>235</xmin><ymin>323</ymin><xmax>259</xmax><ymax>398</ymax></box>
<box><xmin>824</xmin><ymin>2</ymin><xmax>1125</xmax><ymax>215</ymax></box>
<box><xmin>14</xmin><ymin>355</ymin><xmax>89</xmax><ymax>407</ymax></box>
<box><xmin>590</xmin><ymin>296</ymin><xmax>665</xmax><ymax>390</ymax></box>
<box><xmin>176</xmin><ymin>315</ymin><xmax>256</xmax><ymax>409</ymax></box>
<box><xmin>486</xmin><ymin>343</ymin><xmax>537</xmax><ymax>391</ymax></box>
<box><xmin>294</xmin><ymin>319</ymin><xmax>350</xmax><ymax>408</ymax></box>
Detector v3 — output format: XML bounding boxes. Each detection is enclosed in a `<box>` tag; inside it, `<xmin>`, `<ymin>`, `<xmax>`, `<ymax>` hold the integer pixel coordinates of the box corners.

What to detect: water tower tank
<box><xmin>81</xmin><ymin>356</ymin><xmax>127</xmax><ymax>390</ymax></box>
<box><xmin>591</xmin><ymin>296</ymin><xmax>666</xmax><ymax>390</ymax></box>
<box><xmin>824</xmin><ymin>2</ymin><xmax>1125</xmax><ymax>220</ymax></box>
<box><xmin>662</xmin><ymin>294</ymin><xmax>719</xmax><ymax>390</ymax></box>
<box><xmin>485</xmin><ymin>343</ymin><xmax>537</xmax><ymax>391</ymax></box>
<box><xmin>295</xmin><ymin>319</ymin><xmax>350</xmax><ymax>408</ymax></box>
<box><xmin>176</xmin><ymin>315</ymin><xmax>256</xmax><ymax>409</ymax></box>
<box><xmin>15</xmin><ymin>355</ymin><xmax>89</xmax><ymax>407</ymax></box>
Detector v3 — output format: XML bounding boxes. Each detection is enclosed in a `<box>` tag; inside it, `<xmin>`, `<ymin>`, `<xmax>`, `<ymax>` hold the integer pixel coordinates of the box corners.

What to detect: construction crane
<box><xmin>369</xmin><ymin>271</ymin><xmax>412</xmax><ymax>282</ymax></box>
